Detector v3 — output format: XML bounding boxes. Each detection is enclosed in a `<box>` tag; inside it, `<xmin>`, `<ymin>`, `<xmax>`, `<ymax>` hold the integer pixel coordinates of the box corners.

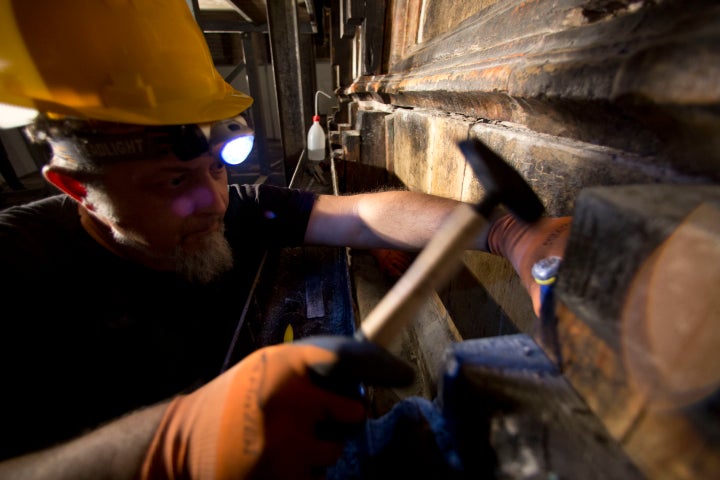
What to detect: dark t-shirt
<box><xmin>0</xmin><ymin>184</ymin><xmax>316</xmax><ymax>459</ymax></box>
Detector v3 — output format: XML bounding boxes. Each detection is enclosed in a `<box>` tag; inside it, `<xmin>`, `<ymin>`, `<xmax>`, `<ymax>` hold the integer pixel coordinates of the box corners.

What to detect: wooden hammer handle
<box><xmin>360</xmin><ymin>203</ymin><xmax>488</xmax><ymax>348</ymax></box>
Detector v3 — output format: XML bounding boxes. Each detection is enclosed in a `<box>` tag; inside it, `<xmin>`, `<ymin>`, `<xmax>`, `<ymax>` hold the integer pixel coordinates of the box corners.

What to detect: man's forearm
<box><xmin>307</xmin><ymin>191</ymin><xmax>493</xmax><ymax>251</ymax></box>
<box><xmin>0</xmin><ymin>402</ymin><xmax>169</xmax><ymax>480</ymax></box>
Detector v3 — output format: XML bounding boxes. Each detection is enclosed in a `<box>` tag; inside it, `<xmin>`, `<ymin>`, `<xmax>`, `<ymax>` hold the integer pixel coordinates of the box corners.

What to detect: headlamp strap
<box><xmin>49</xmin><ymin>125</ymin><xmax>210</xmax><ymax>164</ymax></box>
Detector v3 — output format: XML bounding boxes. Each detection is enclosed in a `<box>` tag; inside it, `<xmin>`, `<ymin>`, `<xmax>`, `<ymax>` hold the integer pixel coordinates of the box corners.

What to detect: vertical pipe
<box><xmin>266</xmin><ymin>0</ymin><xmax>311</xmax><ymax>184</ymax></box>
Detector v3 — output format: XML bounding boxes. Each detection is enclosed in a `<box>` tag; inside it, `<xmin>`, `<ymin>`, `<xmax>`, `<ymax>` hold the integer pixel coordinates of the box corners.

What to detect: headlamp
<box><xmin>207</xmin><ymin>116</ymin><xmax>255</xmax><ymax>165</ymax></box>
<box><xmin>46</xmin><ymin>115</ymin><xmax>255</xmax><ymax>167</ymax></box>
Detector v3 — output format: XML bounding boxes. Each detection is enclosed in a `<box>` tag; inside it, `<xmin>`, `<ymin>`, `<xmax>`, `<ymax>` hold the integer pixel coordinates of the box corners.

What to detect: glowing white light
<box><xmin>220</xmin><ymin>135</ymin><xmax>254</xmax><ymax>165</ymax></box>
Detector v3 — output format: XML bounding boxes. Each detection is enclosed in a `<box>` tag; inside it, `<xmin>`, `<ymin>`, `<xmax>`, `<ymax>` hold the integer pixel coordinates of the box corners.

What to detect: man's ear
<box><xmin>42</xmin><ymin>165</ymin><xmax>88</xmax><ymax>203</ymax></box>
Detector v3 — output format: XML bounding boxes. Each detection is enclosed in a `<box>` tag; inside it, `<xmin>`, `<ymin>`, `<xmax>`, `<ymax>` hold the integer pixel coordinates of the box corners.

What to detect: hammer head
<box><xmin>458</xmin><ymin>138</ymin><xmax>544</xmax><ymax>223</ymax></box>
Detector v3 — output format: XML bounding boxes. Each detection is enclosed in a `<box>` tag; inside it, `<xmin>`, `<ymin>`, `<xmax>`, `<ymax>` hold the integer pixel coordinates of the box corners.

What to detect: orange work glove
<box><xmin>487</xmin><ymin>213</ymin><xmax>572</xmax><ymax>316</ymax></box>
<box><xmin>141</xmin><ymin>337</ymin><xmax>413</xmax><ymax>480</ymax></box>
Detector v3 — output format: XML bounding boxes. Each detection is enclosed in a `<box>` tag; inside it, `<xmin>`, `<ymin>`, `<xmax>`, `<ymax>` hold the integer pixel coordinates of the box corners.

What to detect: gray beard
<box><xmin>174</xmin><ymin>230</ymin><xmax>234</xmax><ymax>284</ymax></box>
<box><xmin>85</xmin><ymin>189</ymin><xmax>233</xmax><ymax>282</ymax></box>
<box><xmin>108</xmin><ymin>225</ymin><xmax>234</xmax><ymax>284</ymax></box>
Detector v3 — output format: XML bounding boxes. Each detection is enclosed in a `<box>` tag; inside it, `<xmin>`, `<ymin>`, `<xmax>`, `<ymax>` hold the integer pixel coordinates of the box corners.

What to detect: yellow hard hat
<box><xmin>0</xmin><ymin>0</ymin><xmax>253</xmax><ymax>127</ymax></box>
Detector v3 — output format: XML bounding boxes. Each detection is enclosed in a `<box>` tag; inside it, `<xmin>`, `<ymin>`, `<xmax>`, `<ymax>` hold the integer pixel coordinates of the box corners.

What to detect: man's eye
<box><xmin>210</xmin><ymin>162</ymin><xmax>226</xmax><ymax>178</ymax></box>
<box><xmin>170</xmin><ymin>175</ymin><xmax>186</xmax><ymax>187</ymax></box>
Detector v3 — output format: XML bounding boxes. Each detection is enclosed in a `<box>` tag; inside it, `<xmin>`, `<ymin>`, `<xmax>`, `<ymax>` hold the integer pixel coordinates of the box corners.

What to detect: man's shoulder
<box><xmin>0</xmin><ymin>194</ymin><xmax>81</xmax><ymax>255</ymax></box>
<box><xmin>1</xmin><ymin>194</ymin><xmax>77</xmax><ymax>231</ymax></box>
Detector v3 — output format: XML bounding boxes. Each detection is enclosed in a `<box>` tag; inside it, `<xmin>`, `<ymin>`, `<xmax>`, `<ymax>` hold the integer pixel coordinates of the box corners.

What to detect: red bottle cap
<box><xmin>313</xmin><ymin>115</ymin><xmax>320</xmax><ymax>122</ymax></box>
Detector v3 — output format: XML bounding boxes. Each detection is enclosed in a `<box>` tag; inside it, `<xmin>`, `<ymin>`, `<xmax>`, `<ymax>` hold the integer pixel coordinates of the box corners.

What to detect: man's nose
<box><xmin>193</xmin><ymin>179</ymin><xmax>227</xmax><ymax>213</ymax></box>
<box><xmin>172</xmin><ymin>177</ymin><xmax>227</xmax><ymax>217</ymax></box>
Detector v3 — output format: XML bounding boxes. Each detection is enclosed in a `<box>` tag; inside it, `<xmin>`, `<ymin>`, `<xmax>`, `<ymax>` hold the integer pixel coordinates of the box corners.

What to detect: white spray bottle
<box><xmin>307</xmin><ymin>90</ymin><xmax>332</xmax><ymax>161</ymax></box>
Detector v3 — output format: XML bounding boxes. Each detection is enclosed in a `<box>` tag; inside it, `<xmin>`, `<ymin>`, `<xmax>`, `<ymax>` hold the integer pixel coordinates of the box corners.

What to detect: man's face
<box><xmin>86</xmin><ymin>151</ymin><xmax>232</xmax><ymax>280</ymax></box>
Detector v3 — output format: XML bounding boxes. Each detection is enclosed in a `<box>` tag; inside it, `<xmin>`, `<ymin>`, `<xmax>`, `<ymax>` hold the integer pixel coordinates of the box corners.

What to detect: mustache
<box><xmin>186</xmin><ymin>217</ymin><xmax>225</xmax><ymax>234</ymax></box>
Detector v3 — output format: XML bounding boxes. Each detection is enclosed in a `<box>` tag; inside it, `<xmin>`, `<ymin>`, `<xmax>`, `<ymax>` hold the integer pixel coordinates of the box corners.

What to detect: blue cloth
<box><xmin>328</xmin><ymin>397</ymin><xmax>465</xmax><ymax>479</ymax></box>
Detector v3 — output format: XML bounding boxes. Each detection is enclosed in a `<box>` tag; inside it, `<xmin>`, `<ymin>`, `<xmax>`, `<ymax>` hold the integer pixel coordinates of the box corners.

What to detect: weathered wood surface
<box><xmin>327</xmin><ymin>0</ymin><xmax>720</xmax><ymax>478</ymax></box>
<box><xmin>554</xmin><ymin>185</ymin><xmax>720</xmax><ymax>480</ymax></box>
<box><xmin>347</xmin><ymin>0</ymin><xmax>720</xmax><ymax>181</ymax></box>
<box><xmin>333</xmin><ymin>103</ymin><xmax>720</xmax><ymax>480</ymax></box>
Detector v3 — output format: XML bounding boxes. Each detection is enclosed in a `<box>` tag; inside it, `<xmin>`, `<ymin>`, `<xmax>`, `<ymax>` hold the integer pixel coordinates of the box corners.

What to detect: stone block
<box><xmin>357</xmin><ymin>109</ymin><xmax>389</xmax><ymax>169</ymax></box>
<box><xmin>388</xmin><ymin>109</ymin><xmax>470</xmax><ymax>199</ymax></box>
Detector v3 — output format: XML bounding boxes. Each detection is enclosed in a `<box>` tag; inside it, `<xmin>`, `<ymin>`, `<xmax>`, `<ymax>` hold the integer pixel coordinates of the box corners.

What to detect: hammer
<box><xmin>303</xmin><ymin>138</ymin><xmax>545</xmax><ymax>399</ymax></box>
<box><xmin>358</xmin><ymin>138</ymin><xmax>545</xmax><ymax>348</ymax></box>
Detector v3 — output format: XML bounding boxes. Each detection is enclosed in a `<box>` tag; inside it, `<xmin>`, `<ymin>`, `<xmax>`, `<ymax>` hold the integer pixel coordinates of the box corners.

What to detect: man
<box><xmin>0</xmin><ymin>1</ymin><xmax>570</xmax><ymax>477</ymax></box>
<box><xmin>0</xmin><ymin>112</ymin><xmax>570</xmax><ymax>479</ymax></box>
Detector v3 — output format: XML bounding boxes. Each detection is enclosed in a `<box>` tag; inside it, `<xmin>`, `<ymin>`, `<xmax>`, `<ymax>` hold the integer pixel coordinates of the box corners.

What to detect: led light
<box><xmin>209</xmin><ymin>116</ymin><xmax>255</xmax><ymax>166</ymax></box>
<box><xmin>220</xmin><ymin>135</ymin><xmax>254</xmax><ymax>165</ymax></box>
